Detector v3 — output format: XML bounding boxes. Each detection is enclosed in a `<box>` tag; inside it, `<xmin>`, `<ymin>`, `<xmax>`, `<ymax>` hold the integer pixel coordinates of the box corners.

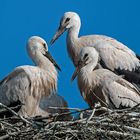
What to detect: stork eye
<box><xmin>65</xmin><ymin>18</ymin><xmax>70</xmax><ymax>23</ymax></box>
<box><xmin>83</xmin><ymin>53</ymin><xmax>88</xmax><ymax>60</ymax></box>
<box><xmin>43</xmin><ymin>43</ymin><xmax>46</xmax><ymax>48</ymax></box>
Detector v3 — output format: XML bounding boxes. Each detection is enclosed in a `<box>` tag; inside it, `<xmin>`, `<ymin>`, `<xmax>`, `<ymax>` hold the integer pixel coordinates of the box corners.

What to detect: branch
<box><xmin>0</xmin><ymin>103</ymin><xmax>32</xmax><ymax>125</ymax></box>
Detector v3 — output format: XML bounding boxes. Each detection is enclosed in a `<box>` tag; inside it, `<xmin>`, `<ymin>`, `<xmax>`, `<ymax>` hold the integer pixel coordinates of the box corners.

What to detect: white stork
<box><xmin>51</xmin><ymin>11</ymin><xmax>140</xmax><ymax>88</ymax></box>
<box><xmin>71</xmin><ymin>47</ymin><xmax>140</xmax><ymax>109</ymax></box>
<box><xmin>0</xmin><ymin>36</ymin><xmax>70</xmax><ymax>118</ymax></box>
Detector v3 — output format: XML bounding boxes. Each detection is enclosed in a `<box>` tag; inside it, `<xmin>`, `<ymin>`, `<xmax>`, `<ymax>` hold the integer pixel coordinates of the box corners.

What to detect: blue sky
<box><xmin>0</xmin><ymin>0</ymin><xmax>140</xmax><ymax>109</ymax></box>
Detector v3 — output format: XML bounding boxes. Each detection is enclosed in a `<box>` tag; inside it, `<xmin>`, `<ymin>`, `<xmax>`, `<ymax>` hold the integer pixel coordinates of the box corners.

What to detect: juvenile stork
<box><xmin>71</xmin><ymin>47</ymin><xmax>140</xmax><ymax>109</ymax></box>
<box><xmin>51</xmin><ymin>12</ymin><xmax>140</xmax><ymax>87</ymax></box>
<box><xmin>0</xmin><ymin>36</ymin><xmax>69</xmax><ymax>118</ymax></box>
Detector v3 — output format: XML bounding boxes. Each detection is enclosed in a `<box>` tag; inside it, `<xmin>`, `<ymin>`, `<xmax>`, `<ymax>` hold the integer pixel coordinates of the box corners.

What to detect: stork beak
<box><xmin>44</xmin><ymin>51</ymin><xmax>61</xmax><ymax>71</ymax></box>
<box><xmin>71</xmin><ymin>66</ymin><xmax>80</xmax><ymax>82</ymax></box>
<box><xmin>71</xmin><ymin>60</ymin><xmax>87</xmax><ymax>81</ymax></box>
<box><xmin>50</xmin><ymin>24</ymin><xmax>67</xmax><ymax>45</ymax></box>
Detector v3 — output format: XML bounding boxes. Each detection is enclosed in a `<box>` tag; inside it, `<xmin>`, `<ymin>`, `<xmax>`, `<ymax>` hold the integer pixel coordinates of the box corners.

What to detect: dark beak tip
<box><xmin>55</xmin><ymin>64</ymin><xmax>61</xmax><ymax>72</ymax></box>
<box><xmin>58</xmin><ymin>67</ymin><xmax>61</xmax><ymax>72</ymax></box>
<box><xmin>50</xmin><ymin>39</ymin><xmax>54</xmax><ymax>45</ymax></box>
<box><xmin>71</xmin><ymin>67</ymin><xmax>79</xmax><ymax>82</ymax></box>
<box><xmin>71</xmin><ymin>78</ymin><xmax>74</xmax><ymax>83</ymax></box>
<box><xmin>71</xmin><ymin>74</ymin><xmax>76</xmax><ymax>82</ymax></box>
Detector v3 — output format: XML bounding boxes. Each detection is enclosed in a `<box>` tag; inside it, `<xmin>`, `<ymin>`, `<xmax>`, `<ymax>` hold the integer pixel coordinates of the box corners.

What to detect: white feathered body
<box><xmin>0</xmin><ymin>65</ymin><xmax>57</xmax><ymax>117</ymax></box>
<box><xmin>78</xmin><ymin>68</ymin><xmax>140</xmax><ymax>109</ymax></box>
<box><xmin>67</xmin><ymin>33</ymin><xmax>140</xmax><ymax>71</ymax></box>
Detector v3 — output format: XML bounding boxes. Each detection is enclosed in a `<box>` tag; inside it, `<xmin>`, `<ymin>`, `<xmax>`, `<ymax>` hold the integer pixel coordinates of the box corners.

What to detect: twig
<box><xmin>87</xmin><ymin>103</ymin><xmax>98</xmax><ymax>121</ymax></box>
<box><xmin>0</xmin><ymin>105</ymin><xmax>21</xmax><ymax>115</ymax></box>
<box><xmin>90</xmin><ymin>89</ymin><xmax>109</xmax><ymax>107</ymax></box>
<box><xmin>96</xmin><ymin>128</ymin><xmax>132</xmax><ymax>138</ymax></box>
<box><xmin>0</xmin><ymin>103</ymin><xmax>32</xmax><ymax>125</ymax></box>
<box><xmin>0</xmin><ymin>134</ymin><xmax>9</xmax><ymax>140</ymax></box>
<box><xmin>33</xmin><ymin>108</ymin><xmax>90</xmax><ymax>122</ymax></box>
<box><xmin>97</xmin><ymin>122</ymin><xmax>140</xmax><ymax>134</ymax></box>
<box><xmin>48</xmin><ymin>106</ymin><xmax>88</xmax><ymax>112</ymax></box>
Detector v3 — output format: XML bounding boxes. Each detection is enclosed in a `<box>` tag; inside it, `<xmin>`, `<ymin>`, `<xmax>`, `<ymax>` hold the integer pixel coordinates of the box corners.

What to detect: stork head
<box><xmin>50</xmin><ymin>12</ymin><xmax>81</xmax><ymax>44</ymax></box>
<box><xmin>71</xmin><ymin>47</ymin><xmax>99</xmax><ymax>81</ymax></box>
<box><xmin>27</xmin><ymin>36</ymin><xmax>61</xmax><ymax>71</ymax></box>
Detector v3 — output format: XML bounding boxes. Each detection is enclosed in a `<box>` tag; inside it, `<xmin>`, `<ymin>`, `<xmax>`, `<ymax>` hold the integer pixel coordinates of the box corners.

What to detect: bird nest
<box><xmin>0</xmin><ymin>103</ymin><xmax>140</xmax><ymax>140</ymax></box>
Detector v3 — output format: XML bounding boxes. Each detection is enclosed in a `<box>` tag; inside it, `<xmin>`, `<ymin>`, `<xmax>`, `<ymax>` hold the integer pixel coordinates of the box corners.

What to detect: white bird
<box><xmin>51</xmin><ymin>11</ymin><xmax>140</xmax><ymax>87</ymax></box>
<box><xmin>71</xmin><ymin>47</ymin><xmax>140</xmax><ymax>109</ymax></box>
<box><xmin>0</xmin><ymin>36</ymin><xmax>68</xmax><ymax>118</ymax></box>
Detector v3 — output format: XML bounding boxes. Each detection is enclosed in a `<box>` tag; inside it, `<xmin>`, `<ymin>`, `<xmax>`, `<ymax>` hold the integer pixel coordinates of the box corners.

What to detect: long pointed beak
<box><xmin>71</xmin><ymin>67</ymin><xmax>80</xmax><ymax>82</ymax></box>
<box><xmin>50</xmin><ymin>25</ymin><xmax>67</xmax><ymax>45</ymax></box>
<box><xmin>44</xmin><ymin>51</ymin><xmax>61</xmax><ymax>71</ymax></box>
<box><xmin>71</xmin><ymin>59</ymin><xmax>87</xmax><ymax>81</ymax></box>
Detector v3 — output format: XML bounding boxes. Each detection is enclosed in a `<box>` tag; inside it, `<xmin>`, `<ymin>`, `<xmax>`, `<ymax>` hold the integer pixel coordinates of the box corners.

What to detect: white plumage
<box><xmin>51</xmin><ymin>11</ymin><xmax>140</xmax><ymax>87</ymax></box>
<box><xmin>0</xmin><ymin>36</ymin><xmax>70</xmax><ymax>118</ymax></box>
<box><xmin>71</xmin><ymin>47</ymin><xmax>140</xmax><ymax>109</ymax></box>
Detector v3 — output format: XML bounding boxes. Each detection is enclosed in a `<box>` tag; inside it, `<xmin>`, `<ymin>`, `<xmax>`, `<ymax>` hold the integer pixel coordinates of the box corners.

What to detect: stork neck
<box><xmin>67</xmin><ymin>26</ymin><xmax>80</xmax><ymax>42</ymax></box>
<box><xmin>78</xmin><ymin>64</ymin><xmax>93</xmax><ymax>89</ymax></box>
<box><xmin>66</xmin><ymin>26</ymin><xmax>81</xmax><ymax>66</ymax></box>
<box><xmin>33</xmin><ymin>55</ymin><xmax>57</xmax><ymax>78</ymax></box>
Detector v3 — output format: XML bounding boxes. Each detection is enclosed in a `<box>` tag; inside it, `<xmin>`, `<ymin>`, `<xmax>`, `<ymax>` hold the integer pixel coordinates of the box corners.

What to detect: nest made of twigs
<box><xmin>0</xmin><ymin>103</ymin><xmax>140</xmax><ymax>140</ymax></box>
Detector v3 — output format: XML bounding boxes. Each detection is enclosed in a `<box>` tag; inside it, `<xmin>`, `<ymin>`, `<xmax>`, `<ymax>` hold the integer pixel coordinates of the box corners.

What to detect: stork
<box><xmin>0</xmin><ymin>36</ymin><xmax>70</xmax><ymax>118</ymax></box>
<box><xmin>51</xmin><ymin>11</ymin><xmax>140</xmax><ymax>87</ymax></box>
<box><xmin>71</xmin><ymin>47</ymin><xmax>140</xmax><ymax>109</ymax></box>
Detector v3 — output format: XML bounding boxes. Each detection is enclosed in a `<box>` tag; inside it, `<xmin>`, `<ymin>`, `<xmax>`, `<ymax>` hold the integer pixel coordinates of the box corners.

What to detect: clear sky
<box><xmin>0</xmin><ymin>0</ymin><xmax>140</xmax><ymax>109</ymax></box>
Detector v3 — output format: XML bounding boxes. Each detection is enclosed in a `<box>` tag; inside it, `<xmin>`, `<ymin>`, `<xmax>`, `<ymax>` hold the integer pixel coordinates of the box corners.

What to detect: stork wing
<box><xmin>102</xmin><ymin>76</ymin><xmax>140</xmax><ymax>109</ymax></box>
<box><xmin>0</xmin><ymin>67</ymin><xmax>31</xmax><ymax>106</ymax></box>
<box><xmin>94</xmin><ymin>42</ymin><xmax>140</xmax><ymax>85</ymax></box>
<box><xmin>80</xmin><ymin>35</ymin><xmax>140</xmax><ymax>72</ymax></box>
<box><xmin>95</xmin><ymin>42</ymin><xmax>139</xmax><ymax>71</ymax></box>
